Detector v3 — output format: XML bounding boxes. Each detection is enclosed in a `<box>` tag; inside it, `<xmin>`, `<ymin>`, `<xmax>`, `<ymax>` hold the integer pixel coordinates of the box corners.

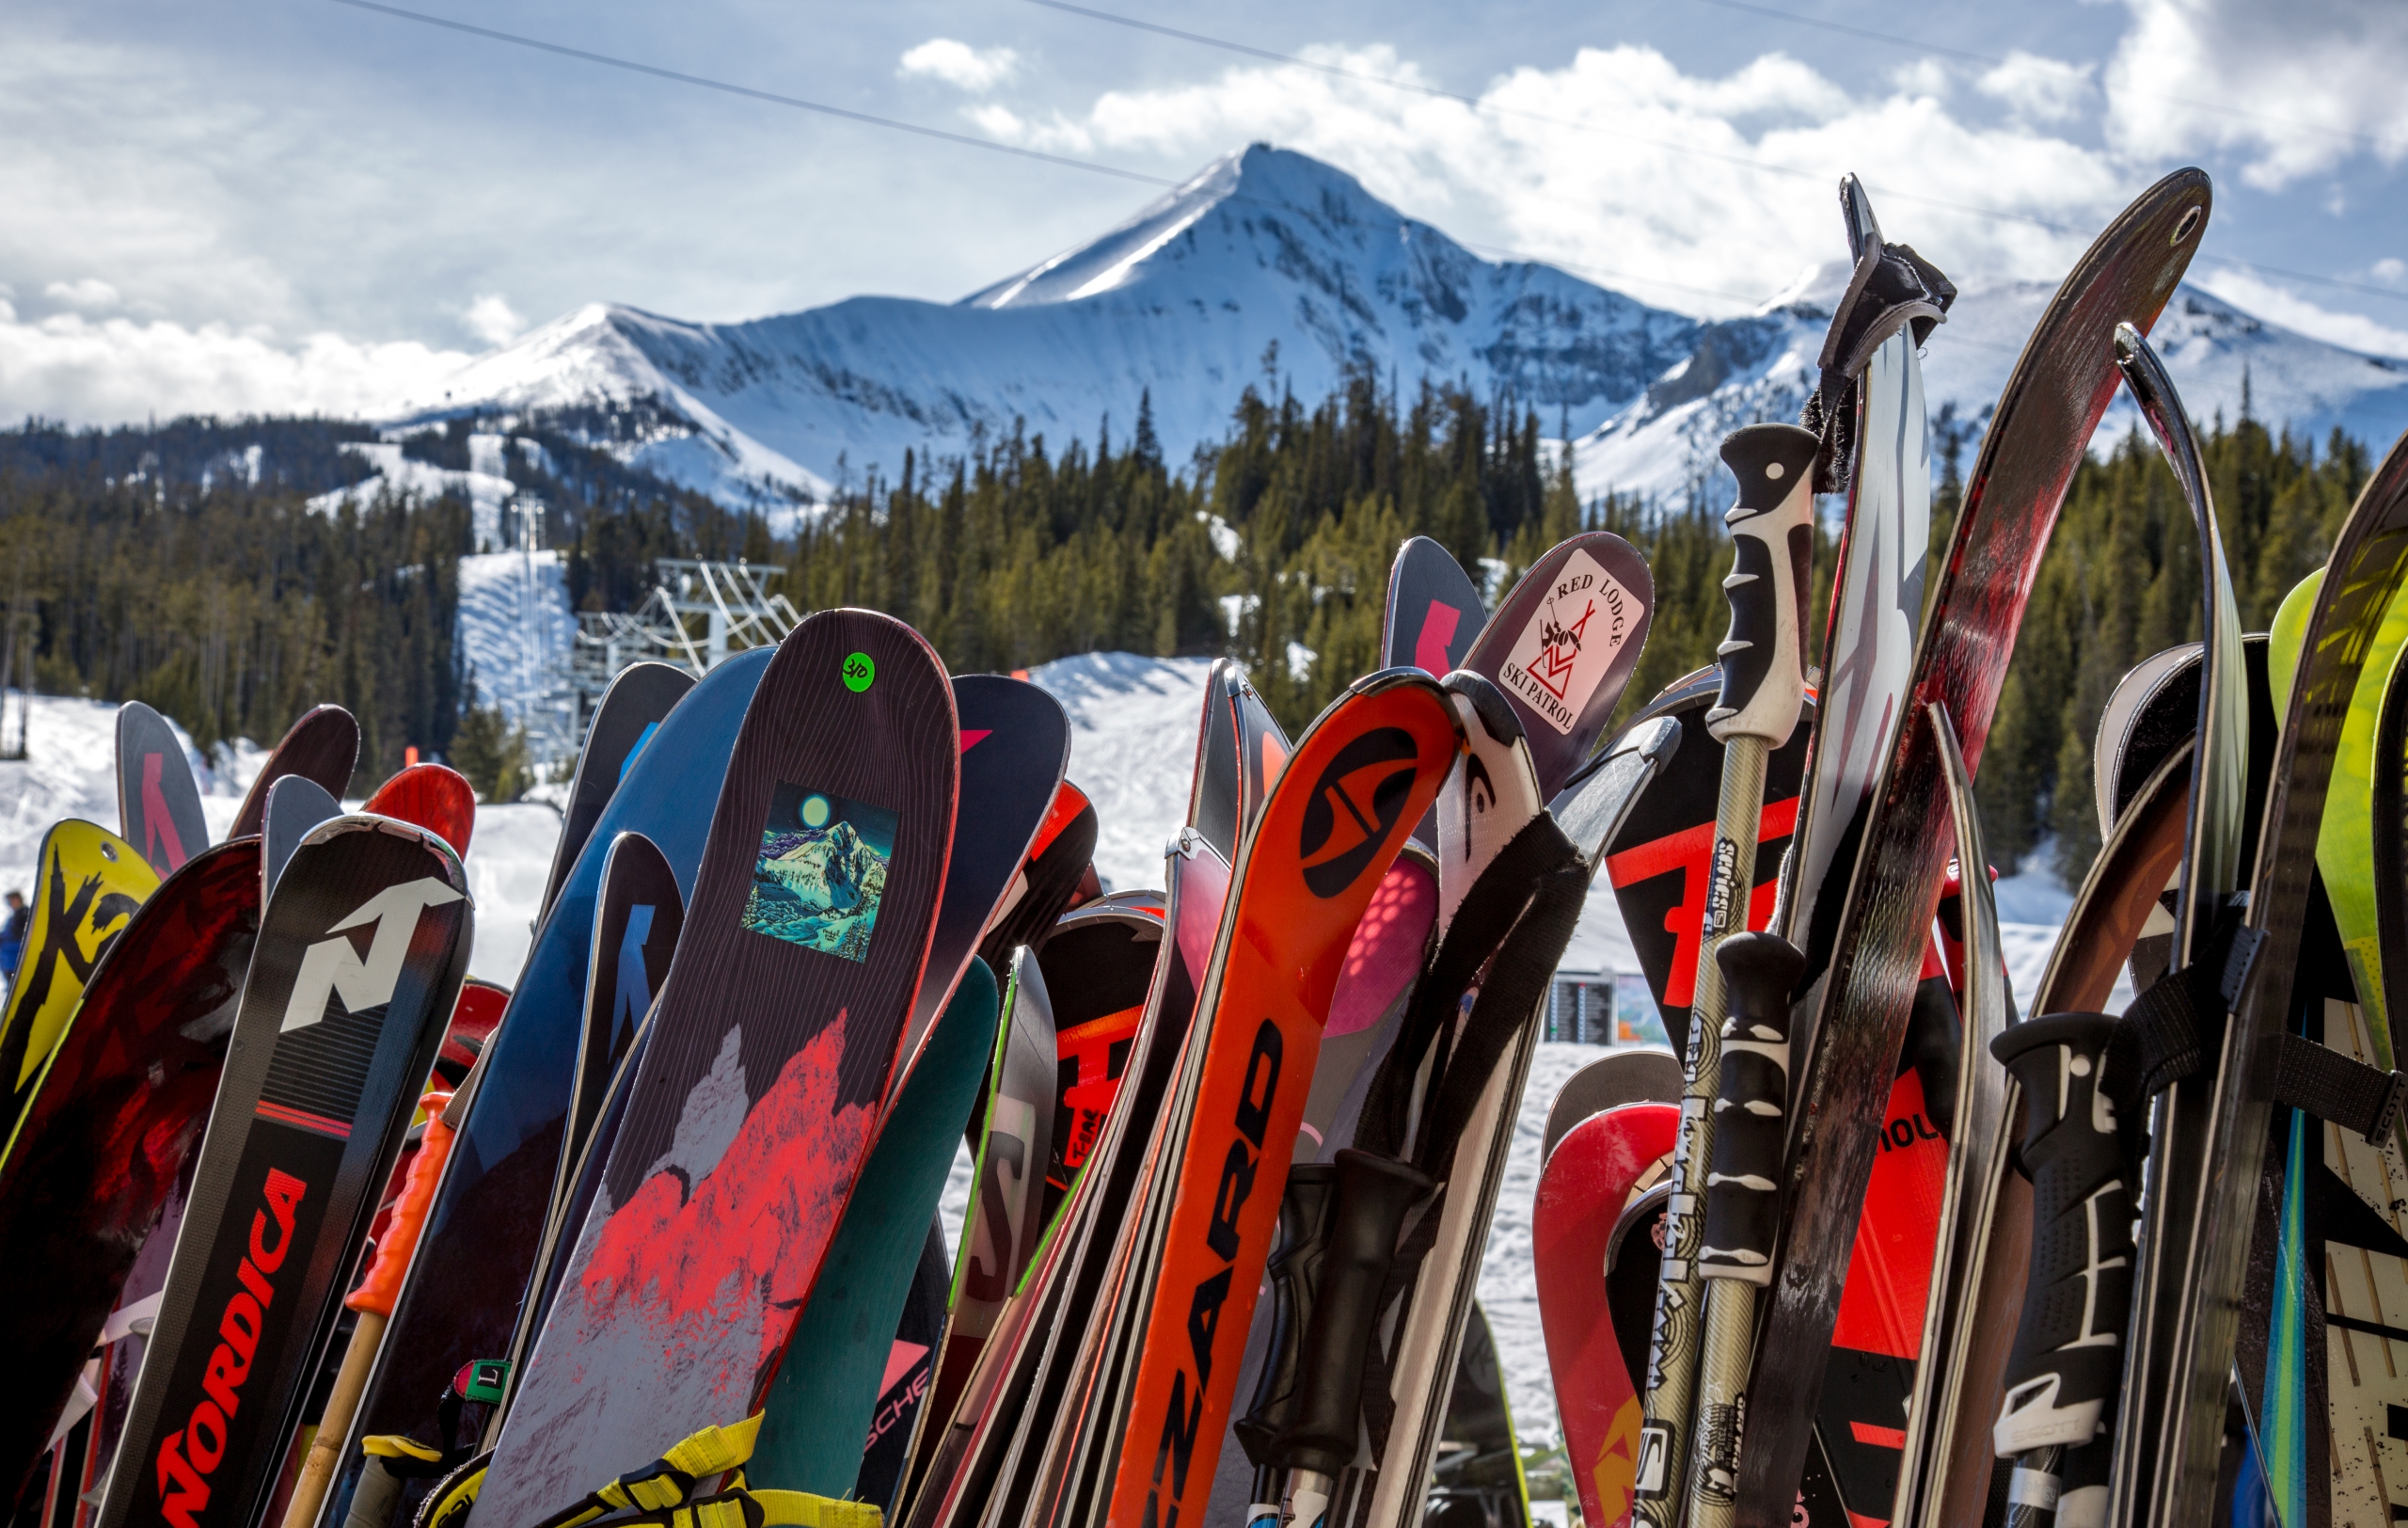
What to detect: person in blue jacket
<box><xmin>0</xmin><ymin>890</ymin><xmax>27</xmax><ymax>980</ymax></box>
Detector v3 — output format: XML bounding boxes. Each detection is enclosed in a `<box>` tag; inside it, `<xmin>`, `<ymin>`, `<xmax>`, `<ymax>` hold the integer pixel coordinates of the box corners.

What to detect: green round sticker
<box><xmin>842</xmin><ymin>652</ymin><xmax>876</xmax><ymax>692</ymax></box>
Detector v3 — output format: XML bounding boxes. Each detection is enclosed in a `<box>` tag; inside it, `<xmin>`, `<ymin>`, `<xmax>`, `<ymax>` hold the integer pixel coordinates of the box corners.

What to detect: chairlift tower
<box><xmin>572</xmin><ymin>559</ymin><xmax>802</xmax><ymax>711</ymax></box>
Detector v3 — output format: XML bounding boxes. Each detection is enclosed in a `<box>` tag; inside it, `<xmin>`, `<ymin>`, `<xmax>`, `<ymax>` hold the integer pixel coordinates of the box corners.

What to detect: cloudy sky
<box><xmin>4</xmin><ymin>0</ymin><xmax>2405</xmax><ymax>422</ymax></box>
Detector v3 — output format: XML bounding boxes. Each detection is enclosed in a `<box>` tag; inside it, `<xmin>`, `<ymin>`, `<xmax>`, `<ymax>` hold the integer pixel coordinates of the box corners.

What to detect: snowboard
<box><xmin>0</xmin><ymin>837</ymin><xmax>261</xmax><ymax>1498</ymax></box>
<box><xmin>91</xmin><ymin>815</ymin><xmax>471</xmax><ymax>1528</ymax></box>
<box><xmin>537</xmin><ymin>661</ymin><xmax>694</xmax><ymax>921</ymax></box>
<box><xmin>0</xmin><ymin>821</ymin><xmax>158</xmax><ymax>1103</ymax></box>
<box><xmin>116</xmin><ymin>701</ymin><xmax>209</xmax><ymax>880</ymax></box>
<box><xmin>896</xmin><ymin>835</ymin><xmax>1230</xmax><ymax>1528</ymax></box>
<box><xmin>1038</xmin><ymin>898</ymin><xmax>1164</xmax><ymax>1229</ymax></box>
<box><xmin>858</xmin><ymin>1221</ymin><xmax>954</xmax><ymax>1514</ymax></box>
<box><xmin>752</xmin><ymin>958</ymin><xmax>1002</xmax><ymax>1494</ymax></box>
<box><xmin>363</xmin><ymin>766</ymin><xmax>476</xmax><ymax>858</ymax></box>
<box><xmin>1736</xmin><ymin>168</ymin><xmax>2212</xmax><ymax>1520</ymax></box>
<box><xmin>313</xmin><ymin>647</ymin><xmax>771</xmax><ymax>1528</ymax></box>
<box><xmin>1535</xmin><ymin>1101</ymin><xmax>1681</xmax><ymax>1528</ymax></box>
<box><xmin>230</xmin><ymin>707</ymin><xmax>359</xmax><ymax>841</ymax></box>
<box><xmin>895</xmin><ymin>675</ymin><xmax>1070</xmax><ymax>1098</ymax></box>
<box><xmin>1540</xmin><ymin>1050</ymin><xmax>1683</xmax><ymax>1165</ymax></box>
<box><xmin>472</xmin><ymin>613</ymin><xmax>958</xmax><ymax>1527</ymax></box>
<box><xmin>1462</xmin><ymin>533</ymin><xmax>1654</xmax><ymax>799</ymax></box>
<box><xmin>918</xmin><ymin>945</ymin><xmax>1062</xmax><ymax>1492</ymax></box>
<box><xmin>264</xmin><ymin>778</ymin><xmax>342</xmax><ymax>896</ymax></box>
<box><xmin>1424</xmin><ymin>1302</ymin><xmax>1528</xmax><ymax>1528</ymax></box>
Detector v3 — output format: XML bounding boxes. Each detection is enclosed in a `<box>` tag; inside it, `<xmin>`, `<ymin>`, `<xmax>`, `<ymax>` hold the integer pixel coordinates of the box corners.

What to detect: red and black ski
<box><xmin>116</xmin><ymin>702</ymin><xmax>209</xmax><ymax>880</ymax></box>
<box><xmin>230</xmin><ymin>707</ymin><xmax>359</xmax><ymax>842</ymax></box>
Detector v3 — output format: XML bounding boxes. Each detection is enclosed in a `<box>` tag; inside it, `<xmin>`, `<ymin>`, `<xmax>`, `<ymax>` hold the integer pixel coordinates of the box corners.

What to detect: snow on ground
<box><xmin>0</xmin><ymin>689</ymin><xmax>555</xmax><ymax>989</ymax></box>
<box><xmin>308</xmin><ymin>440</ymin><xmax>522</xmax><ymax>548</ymax></box>
<box><xmin>1023</xmin><ymin>651</ymin><xmax>1216</xmax><ymax>893</ymax></box>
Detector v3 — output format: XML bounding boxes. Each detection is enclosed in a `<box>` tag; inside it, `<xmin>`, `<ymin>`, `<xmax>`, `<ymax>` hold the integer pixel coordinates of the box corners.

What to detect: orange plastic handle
<box><xmin>345</xmin><ymin>1089</ymin><xmax>455</xmax><ymax>1316</ymax></box>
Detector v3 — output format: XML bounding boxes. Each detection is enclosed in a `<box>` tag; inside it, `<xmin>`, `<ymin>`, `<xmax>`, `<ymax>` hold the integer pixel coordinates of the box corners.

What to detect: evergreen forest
<box><xmin>0</xmin><ymin>384</ymin><xmax>2372</xmax><ymax>860</ymax></box>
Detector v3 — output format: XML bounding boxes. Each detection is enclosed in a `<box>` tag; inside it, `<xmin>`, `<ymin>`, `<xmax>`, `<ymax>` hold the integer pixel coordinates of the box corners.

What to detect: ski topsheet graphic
<box><xmin>0</xmin><ymin>837</ymin><xmax>261</xmax><ymax>1499</ymax></box>
<box><xmin>319</xmin><ymin>647</ymin><xmax>770</xmax><ymax>1528</ymax></box>
<box><xmin>93</xmin><ymin>816</ymin><xmax>470</xmax><ymax>1528</ymax></box>
<box><xmin>116</xmin><ymin>701</ymin><xmax>209</xmax><ymax>879</ymax></box>
<box><xmin>0</xmin><ymin>820</ymin><xmax>159</xmax><ymax>1102</ymax></box>
<box><xmin>1465</xmin><ymin>534</ymin><xmax>1652</xmax><ymax>797</ymax></box>
<box><xmin>474</xmin><ymin>612</ymin><xmax>958</xmax><ymax>1527</ymax></box>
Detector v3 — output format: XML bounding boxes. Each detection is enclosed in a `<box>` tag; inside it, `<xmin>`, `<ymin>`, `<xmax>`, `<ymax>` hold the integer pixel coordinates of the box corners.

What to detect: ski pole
<box><xmin>1633</xmin><ymin>422</ymin><xmax>1820</xmax><ymax>1525</ymax></box>
<box><xmin>1988</xmin><ymin>1012</ymin><xmax>2134</xmax><ymax>1528</ymax></box>
<box><xmin>283</xmin><ymin>1090</ymin><xmax>457</xmax><ymax>1528</ymax></box>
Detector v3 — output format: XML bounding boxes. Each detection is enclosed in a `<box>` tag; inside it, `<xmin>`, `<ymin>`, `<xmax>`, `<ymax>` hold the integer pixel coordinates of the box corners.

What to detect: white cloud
<box><xmin>975</xmin><ymin>42</ymin><xmax>2125</xmax><ymax>312</ymax></box>
<box><xmin>0</xmin><ymin>310</ymin><xmax>471</xmax><ymax>424</ymax></box>
<box><xmin>898</xmin><ymin>39</ymin><xmax>1019</xmax><ymax>92</ymax></box>
<box><xmin>2194</xmin><ymin>268</ymin><xmax>2408</xmax><ymax>359</ymax></box>
<box><xmin>1977</xmin><ymin>53</ymin><xmax>2095</xmax><ymax>126</ymax></box>
<box><xmin>1888</xmin><ymin>59</ymin><xmax>1952</xmax><ymax>100</ymax></box>
<box><xmin>2375</xmin><ymin>258</ymin><xmax>2406</xmax><ymax>283</ymax></box>
<box><xmin>2105</xmin><ymin>0</ymin><xmax>2408</xmax><ymax>189</ymax></box>
<box><xmin>463</xmin><ymin>293</ymin><xmax>526</xmax><ymax>346</ymax></box>
<box><xmin>43</xmin><ymin>277</ymin><xmax>120</xmax><ymax>311</ymax></box>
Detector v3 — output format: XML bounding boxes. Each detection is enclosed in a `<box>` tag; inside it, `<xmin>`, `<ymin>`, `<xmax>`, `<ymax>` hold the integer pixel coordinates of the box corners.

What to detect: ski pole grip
<box><xmin>1990</xmin><ymin>1011</ymin><xmax>2135</xmax><ymax>1457</ymax></box>
<box><xmin>1274</xmin><ymin>1149</ymin><xmax>1434</xmax><ymax>1477</ymax></box>
<box><xmin>1698</xmin><ymin>933</ymin><xmax>1806</xmax><ymax>1284</ymax></box>
<box><xmin>1233</xmin><ymin>1163</ymin><xmax>1339</xmax><ymax>1468</ymax></box>
<box><xmin>1708</xmin><ymin>423</ymin><xmax>1821</xmax><ymax>748</ymax></box>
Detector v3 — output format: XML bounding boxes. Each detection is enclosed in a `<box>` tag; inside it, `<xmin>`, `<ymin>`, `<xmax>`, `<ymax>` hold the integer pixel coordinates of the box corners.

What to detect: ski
<box><xmin>537</xmin><ymin>661</ymin><xmax>694</xmax><ymax>922</ymax></box>
<box><xmin>1385</xmin><ymin>533</ymin><xmax>1487</xmax><ymax>848</ymax></box>
<box><xmin>264</xmin><ymin>779</ymin><xmax>342</xmax><ymax>896</ymax></box>
<box><xmin>230</xmin><ymin>707</ymin><xmax>359</xmax><ymax>842</ymax></box>
<box><xmin>116</xmin><ymin>701</ymin><xmax>209</xmax><ymax>879</ymax></box>
<box><xmin>894</xmin><ymin>675</ymin><xmax>1071</xmax><ymax>1098</ymax></box>
<box><xmin>1426</xmin><ymin>1302</ymin><xmax>1530</xmax><ymax>1527</ymax></box>
<box><xmin>91</xmin><ymin>814</ymin><xmax>471</xmax><ymax>1528</ymax></box>
<box><xmin>1535</xmin><ymin>1097</ymin><xmax>1680</xmax><ymax>1528</ymax></box>
<box><xmin>0</xmin><ymin>821</ymin><xmax>158</xmax><ymax>1108</ymax></box>
<box><xmin>1462</xmin><ymin>532</ymin><xmax>1652</xmax><ymax>800</ymax></box>
<box><xmin>1733</xmin><ymin>168</ymin><xmax>2211</xmax><ymax>1522</ymax></box>
<box><xmin>0</xmin><ymin>836</ymin><xmax>262</xmax><ymax>1497</ymax></box>
<box><xmin>362</xmin><ymin>766</ymin><xmax>476</xmax><ymax>858</ymax></box>
<box><xmin>1541</xmin><ymin>1050</ymin><xmax>1684</xmax><ymax>1164</ymax></box>
<box><xmin>312</xmin><ymin>646</ymin><xmax>770</xmax><ymax>1528</ymax></box>
<box><xmin>493</xmin><ymin>829</ymin><xmax>685</xmax><ymax>1391</ymax></box>
<box><xmin>858</xmin><ymin>1221</ymin><xmax>956</xmax><ymax>1515</ymax></box>
<box><xmin>751</xmin><ymin>958</ymin><xmax>1002</xmax><ymax>1494</ymax></box>
<box><xmin>1037</xmin><ymin>897</ymin><xmax>1162</xmax><ymax>1233</ymax></box>
<box><xmin>472</xmin><ymin>611</ymin><xmax>958</xmax><ymax>1526</ymax></box>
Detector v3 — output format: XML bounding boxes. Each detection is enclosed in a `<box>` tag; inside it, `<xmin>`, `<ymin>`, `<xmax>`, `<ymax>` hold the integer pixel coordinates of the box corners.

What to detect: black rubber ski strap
<box><xmin>2270</xmin><ymin>1032</ymin><xmax>2408</xmax><ymax>1145</ymax></box>
<box><xmin>1801</xmin><ymin>240</ymin><xmax>1956</xmax><ymax>494</ymax></box>
<box><xmin>1356</xmin><ymin>816</ymin><xmax>1582</xmax><ymax>1156</ymax></box>
<box><xmin>2103</xmin><ymin>899</ymin><xmax>2255</xmax><ymax>1109</ymax></box>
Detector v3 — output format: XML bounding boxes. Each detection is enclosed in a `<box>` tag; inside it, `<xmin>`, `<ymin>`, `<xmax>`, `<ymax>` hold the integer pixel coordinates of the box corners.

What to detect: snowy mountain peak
<box><xmin>381</xmin><ymin>144</ymin><xmax>2408</xmax><ymax>517</ymax></box>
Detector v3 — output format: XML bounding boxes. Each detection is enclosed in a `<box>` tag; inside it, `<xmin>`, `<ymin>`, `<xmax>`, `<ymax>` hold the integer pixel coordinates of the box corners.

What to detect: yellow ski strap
<box><xmin>362</xmin><ymin>1436</ymin><xmax>447</xmax><ymax>1464</ymax></box>
<box><xmin>529</xmin><ymin>1413</ymin><xmax>878</xmax><ymax>1528</ymax></box>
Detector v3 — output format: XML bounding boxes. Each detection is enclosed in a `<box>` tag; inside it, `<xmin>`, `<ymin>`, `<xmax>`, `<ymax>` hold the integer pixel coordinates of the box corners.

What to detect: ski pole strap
<box><xmin>2099</xmin><ymin>903</ymin><xmax>2258</xmax><ymax>1110</ymax></box>
<box><xmin>527</xmin><ymin>1413</ymin><xmax>879</xmax><ymax>1528</ymax></box>
<box><xmin>358</xmin><ymin>1435</ymin><xmax>448</xmax><ymax>1472</ymax></box>
<box><xmin>2270</xmin><ymin>1032</ymin><xmax>2408</xmax><ymax>1145</ymax></box>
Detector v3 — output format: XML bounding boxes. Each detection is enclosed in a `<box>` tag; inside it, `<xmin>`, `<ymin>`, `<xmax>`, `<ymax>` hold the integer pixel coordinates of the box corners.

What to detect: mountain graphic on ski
<box><xmin>93</xmin><ymin>815</ymin><xmax>470</xmax><ymax>1528</ymax></box>
<box><xmin>540</xmin><ymin>661</ymin><xmax>695</xmax><ymax>921</ymax></box>
<box><xmin>0</xmin><ymin>836</ymin><xmax>262</xmax><ymax>1499</ymax></box>
<box><xmin>473</xmin><ymin>612</ymin><xmax>958</xmax><ymax>1527</ymax></box>
<box><xmin>230</xmin><ymin>706</ymin><xmax>359</xmax><ymax>841</ymax></box>
<box><xmin>0</xmin><ymin>820</ymin><xmax>158</xmax><ymax>1101</ymax></box>
<box><xmin>315</xmin><ymin>647</ymin><xmax>770</xmax><ymax>1528</ymax></box>
<box><xmin>116</xmin><ymin>701</ymin><xmax>209</xmax><ymax>879</ymax></box>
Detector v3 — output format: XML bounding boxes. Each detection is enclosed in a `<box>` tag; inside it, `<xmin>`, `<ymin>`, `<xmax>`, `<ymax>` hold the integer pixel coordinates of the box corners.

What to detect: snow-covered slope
<box><xmin>404</xmin><ymin>144</ymin><xmax>2408</xmax><ymax>515</ymax></box>
<box><xmin>457</xmin><ymin>548</ymin><xmax>579</xmax><ymax>750</ymax></box>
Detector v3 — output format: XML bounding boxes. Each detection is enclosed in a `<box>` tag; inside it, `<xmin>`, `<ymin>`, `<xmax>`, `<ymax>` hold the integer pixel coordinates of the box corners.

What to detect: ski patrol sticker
<box><xmin>743</xmin><ymin>782</ymin><xmax>899</xmax><ymax>961</ymax></box>
<box><xmin>1497</xmin><ymin>547</ymin><xmax>1640</xmax><ymax>735</ymax></box>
